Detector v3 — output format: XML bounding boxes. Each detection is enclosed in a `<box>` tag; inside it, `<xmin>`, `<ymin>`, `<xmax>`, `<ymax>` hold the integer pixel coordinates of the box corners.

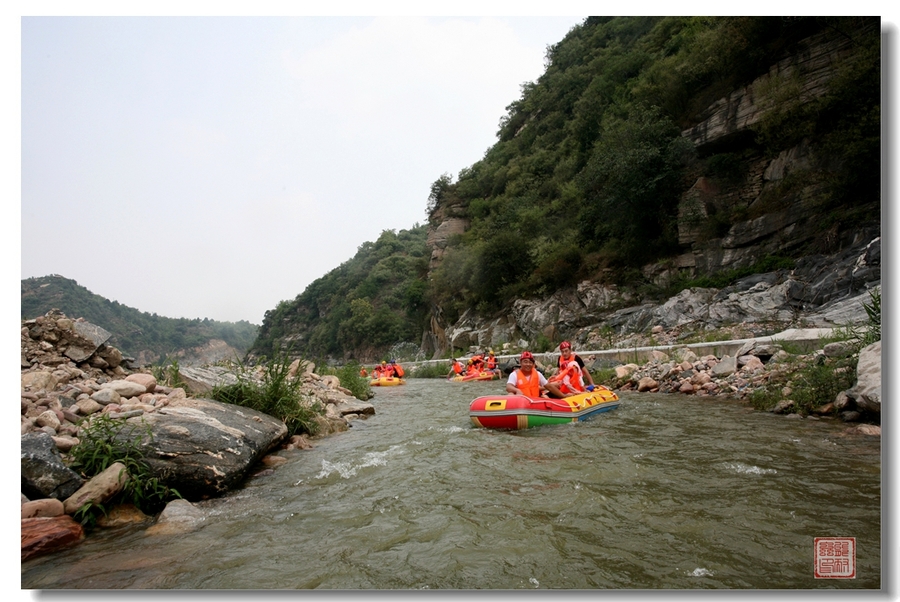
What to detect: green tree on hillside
<box><xmin>576</xmin><ymin>105</ymin><xmax>693</xmax><ymax>265</ymax></box>
<box><xmin>249</xmin><ymin>225</ymin><xmax>429</xmax><ymax>361</ymax></box>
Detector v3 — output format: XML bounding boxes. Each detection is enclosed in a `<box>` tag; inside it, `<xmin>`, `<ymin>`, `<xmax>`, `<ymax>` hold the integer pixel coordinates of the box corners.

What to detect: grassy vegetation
<box><xmin>66</xmin><ymin>414</ymin><xmax>182</xmax><ymax>527</ymax></box>
<box><xmin>332</xmin><ymin>361</ymin><xmax>374</xmax><ymax>400</ymax></box>
<box><xmin>859</xmin><ymin>288</ymin><xmax>881</xmax><ymax>346</ymax></box>
<box><xmin>678</xmin><ymin>330</ymin><xmax>741</xmax><ymax>345</ymax></box>
<box><xmin>748</xmin><ymin>356</ymin><xmax>858</xmax><ymax>415</ymax></box>
<box><xmin>533</xmin><ymin>334</ymin><xmax>554</xmax><ymax>353</ymax></box>
<box><xmin>210</xmin><ymin>355</ymin><xmax>325</xmax><ymax>437</ymax></box>
<box><xmin>592</xmin><ymin>367</ymin><xmax>619</xmax><ymax>387</ymax></box>
<box><xmin>150</xmin><ymin>357</ymin><xmax>188</xmax><ymax>390</ymax></box>
<box><xmin>748</xmin><ymin>289</ymin><xmax>880</xmax><ymax>415</ymax></box>
<box><xmin>791</xmin><ymin>361</ymin><xmax>858</xmax><ymax>414</ymax></box>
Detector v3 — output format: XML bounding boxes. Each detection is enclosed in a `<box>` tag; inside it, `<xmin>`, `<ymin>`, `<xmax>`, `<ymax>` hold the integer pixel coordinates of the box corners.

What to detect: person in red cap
<box><xmin>506</xmin><ymin>351</ymin><xmax>567</xmax><ymax>398</ymax></box>
<box><xmin>549</xmin><ymin>354</ymin><xmax>586</xmax><ymax>394</ymax></box>
<box><xmin>557</xmin><ymin>341</ymin><xmax>595</xmax><ymax>388</ymax></box>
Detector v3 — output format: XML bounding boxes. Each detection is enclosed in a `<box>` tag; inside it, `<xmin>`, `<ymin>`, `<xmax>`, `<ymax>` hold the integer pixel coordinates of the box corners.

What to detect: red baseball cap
<box><xmin>520</xmin><ymin>351</ymin><xmax>534</xmax><ymax>361</ymax></box>
<box><xmin>559</xmin><ymin>341</ymin><xmax>572</xmax><ymax>350</ymax></box>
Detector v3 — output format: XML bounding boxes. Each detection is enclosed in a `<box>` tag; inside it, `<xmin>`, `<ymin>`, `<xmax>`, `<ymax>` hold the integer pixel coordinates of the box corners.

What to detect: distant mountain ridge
<box><xmin>21</xmin><ymin>275</ymin><xmax>258</xmax><ymax>367</ymax></box>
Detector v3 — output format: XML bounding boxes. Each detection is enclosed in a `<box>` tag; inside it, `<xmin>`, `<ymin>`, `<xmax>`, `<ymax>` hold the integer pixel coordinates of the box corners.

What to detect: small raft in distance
<box><xmin>469</xmin><ymin>386</ymin><xmax>619</xmax><ymax>429</ymax></box>
<box><xmin>369</xmin><ymin>376</ymin><xmax>406</xmax><ymax>386</ymax></box>
<box><xmin>450</xmin><ymin>371</ymin><xmax>499</xmax><ymax>382</ymax></box>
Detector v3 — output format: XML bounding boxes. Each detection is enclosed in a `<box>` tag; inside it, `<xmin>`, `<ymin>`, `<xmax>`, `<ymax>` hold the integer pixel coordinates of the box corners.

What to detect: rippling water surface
<box><xmin>22</xmin><ymin>379</ymin><xmax>881</xmax><ymax>590</ymax></box>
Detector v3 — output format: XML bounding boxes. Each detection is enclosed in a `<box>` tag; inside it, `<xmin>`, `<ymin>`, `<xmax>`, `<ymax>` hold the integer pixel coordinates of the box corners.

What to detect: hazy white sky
<box><xmin>19</xmin><ymin>10</ymin><xmax>588</xmax><ymax>324</ymax></box>
<box><xmin>14</xmin><ymin>3</ymin><xmax>898</xmax><ymax>328</ymax></box>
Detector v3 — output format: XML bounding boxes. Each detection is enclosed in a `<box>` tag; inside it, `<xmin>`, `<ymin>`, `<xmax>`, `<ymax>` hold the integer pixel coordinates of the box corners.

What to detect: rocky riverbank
<box><xmin>21</xmin><ymin>309</ymin><xmax>375</xmax><ymax>561</ymax></box>
<box><xmin>587</xmin><ymin>333</ymin><xmax>881</xmax><ymax>429</ymax></box>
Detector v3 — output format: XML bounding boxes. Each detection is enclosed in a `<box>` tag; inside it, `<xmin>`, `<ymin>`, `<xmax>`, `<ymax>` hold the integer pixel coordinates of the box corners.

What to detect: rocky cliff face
<box><xmin>674</xmin><ymin>19</ymin><xmax>879</xmax><ymax>277</ymax></box>
<box><xmin>437</xmin><ymin>234</ymin><xmax>879</xmax><ymax>356</ymax></box>
<box><xmin>681</xmin><ymin>22</ymin><xmax>873</xmax><ymax>152</ymax></box>
<box><xmin>426</xmin><ymin>197</ymin><xmax>469</xmax><ymax>272</ymax></box>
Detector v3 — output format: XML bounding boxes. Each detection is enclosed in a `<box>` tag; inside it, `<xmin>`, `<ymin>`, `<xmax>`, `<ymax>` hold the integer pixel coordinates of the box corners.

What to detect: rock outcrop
<box><xmin>21</xmin><ymin>309</ymin><xmax>376</xmax><ymax>558</ymax></box>
<box><xmin>125</xmin><ymin>397</ymin><xmax>288</xmax><ymax>501</ymax></box>
<box><xmin>845</xmin><ymin>341</ymin><xmax>881</xmax><ymax>416</ymax></box>
<box><xmin>21</xmin><ymin>432</ymin><xmax>84</xmax><ymax>501</ymax></box>
<box><xmin>426</xmin><ymin>194</ymin><xmax>469</xmax><ymax>271</ymax></box>
<box><xmin>433</xmin><ymin>236</ymin><xmax>879</xmax><ymax>359</ymax></box>
<box><xmin>21</xmin><ymin>516</ymin><xmax>84</xmax><ymax>561</ymax></box>
<box><xmin>681</xmin><ymin>22</ymin><xmax>876</xmax><ymax>152</ymax></box>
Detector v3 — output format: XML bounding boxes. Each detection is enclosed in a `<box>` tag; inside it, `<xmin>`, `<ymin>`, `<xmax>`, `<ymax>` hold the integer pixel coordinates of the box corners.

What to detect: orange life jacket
<box><xmin>452</xmin><ymin>361</ymin><xmax>463</xmax><ymax>374</ymax></box>
<box><xmin>486</xmin><ymin>356</ymin><xmax>497</xmax><ymax>370</ymax></box>
<box><xmin>392</xmin><ymin>364</ymin><xmax>404</xmax><ymax>377</ymax></box>
<box><xmin>550</xmin><ymin>359</ymin><xmax>585</xmax><ymax>394</ymax></box>
<box><xmin>360</xmin><ymin>368</ymin><xmax>368</xmax><ymax>377</ymax></box>
<box><xmin>558</xmin><ymin>354</ymin><xmax>583</xmax><ymax>370</ymax></box>
<box><xmin>513</xmin><ymin>368</ymin><xmax>542</xmax><ymax>398</ymax></box>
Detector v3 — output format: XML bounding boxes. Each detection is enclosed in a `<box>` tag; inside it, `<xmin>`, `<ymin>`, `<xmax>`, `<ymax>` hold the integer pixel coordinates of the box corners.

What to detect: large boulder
<box><xmin>63</xmin><ymin>320</ymin><xmax>111</xmax><ymax>362</ymax></box>
<box><xmin>846</xmin><ymin>340</ymin><xmax>881</xmax><ymax>416</ymax></box>
<box><xmin>62</xmin><ymin>462</ymin><xmax>130</xmax><ymax>515</ymax></box>
<box><xmin>176</xmin><ymin>366</ymin><xmax>240</xmax><ymax>396</ymax></box>
<box><xmin>122</xmin><ymin>398</ymin><xmax>288</xmax><ymax>501</ymax></box>
<box><xmin>21</xmin><ymin>432</ymin><xmax>84</xmax><ymax>501</ymax></box>
<box><xmin>21</xmin><ymin>515</ymin><xmax>84</xmax><ymax>561</ymax></box>
<box><xmin>99</xmin><ymin>380</ymin><xmax>147</xmax><ymax>398</ymax></box>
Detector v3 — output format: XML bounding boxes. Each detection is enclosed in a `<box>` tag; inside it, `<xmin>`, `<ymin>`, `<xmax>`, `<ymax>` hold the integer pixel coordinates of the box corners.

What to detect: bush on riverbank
<box><xmin>748</xmin><ymin>292</ymin><xmax>879</xmax><ymax>416</ymax></box>
<box><xmin>67</xmin><ymin>414</ymin><xmax>182</xmax><ymax>527</ymax></box>
<box><xmin>332</xmin><ymin>361</ymin><xmax>373</xmax><ymax>400</ymax></box>
<box><xmin>748</xmin><ymin>355</ymin><xmax>858</xmax><ymax>415</ymax></box>
<box><xmin>150</xmin><ymin>357</ymin><xmax>189</xmax><ymax>390</ymax></box>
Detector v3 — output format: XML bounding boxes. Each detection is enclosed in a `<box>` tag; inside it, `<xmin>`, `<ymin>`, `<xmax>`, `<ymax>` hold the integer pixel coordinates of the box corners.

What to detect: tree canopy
<box><xmin>249</xmin><ymin>225</ymin><xmax>430</xmax><ymax>361</ymax></box>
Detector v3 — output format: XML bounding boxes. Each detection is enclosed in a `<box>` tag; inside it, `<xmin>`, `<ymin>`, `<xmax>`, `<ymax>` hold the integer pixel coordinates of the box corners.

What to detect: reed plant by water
<box><xmin>333</xmin><ymin>361</ymin><xmax>373</xmax><ymax>399</ymax></box>
<box><xmin>210</xmin><ymin>354</ymin><xmax>324</xmax><ymax>437</ymax></box>
<box><xmin>151</xmin><ymin>357</ymin><xmax>188</xmax><ymax>390</ymax></box>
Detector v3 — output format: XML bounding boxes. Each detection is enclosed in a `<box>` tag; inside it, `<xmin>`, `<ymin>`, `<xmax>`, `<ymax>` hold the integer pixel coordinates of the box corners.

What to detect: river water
<box><xmin>22</xmin><ymin>379</ymin><xmax>881</xmax><ymax>590</ymax></box>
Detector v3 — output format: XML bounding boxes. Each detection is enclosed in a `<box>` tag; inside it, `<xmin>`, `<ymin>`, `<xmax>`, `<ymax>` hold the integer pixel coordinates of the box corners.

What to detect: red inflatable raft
<box><xmin>469</xmin><ymin>387</ymin><xmax>619</xmax><ymax>430</ymax></box>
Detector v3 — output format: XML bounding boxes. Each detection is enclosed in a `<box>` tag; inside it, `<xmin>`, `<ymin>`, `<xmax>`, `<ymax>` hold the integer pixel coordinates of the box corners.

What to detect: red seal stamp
<box><xmin>814</xmin><ymin>537</ymin><xmax>856</xmax><ymax>579</ymax></box>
